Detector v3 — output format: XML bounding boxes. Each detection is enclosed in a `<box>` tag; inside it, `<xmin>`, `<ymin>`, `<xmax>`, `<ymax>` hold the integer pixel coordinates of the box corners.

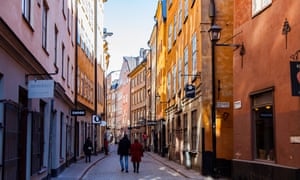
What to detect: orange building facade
<box><xmin>232</xmin><ymin>0</ymin><xmax>300</xmax><ymax>179</ymax></box>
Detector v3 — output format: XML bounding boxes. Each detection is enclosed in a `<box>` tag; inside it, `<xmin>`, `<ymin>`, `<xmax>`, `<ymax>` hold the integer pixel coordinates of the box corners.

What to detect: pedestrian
<box><xmin>104</xmin><ymin>137</ymin><xmax>109</xmax><ymax>155</ymax></box>
<box><xmin>130</xmin><ymin>138</ymin><xmax>143</xmax><ymax>173</ymax></box>
<box><xmin>83</xmin><ymin>137</ymin><xmax>93</xmax><ymax>163</ymax></box>
<box><xmin>117</xmin><ymin>134</ymin><xmax>131</xmax><ymax>173</ymax></box>
<box><xmin>142</xmin><ymin>132</ymin><xmax>148</xmax><ymax>151</ymax></box>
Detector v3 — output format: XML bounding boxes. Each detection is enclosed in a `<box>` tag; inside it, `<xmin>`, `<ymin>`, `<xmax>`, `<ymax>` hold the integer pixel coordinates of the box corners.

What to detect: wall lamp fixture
<box><xmin>209</xmin><ymin>24</ymin><xmax>245</xmax><ymax>56</ymax></box>
<box><xmin>155</xmin><ymin>94</ymin><xmax>168</xmax><ymax>104</ymax></box>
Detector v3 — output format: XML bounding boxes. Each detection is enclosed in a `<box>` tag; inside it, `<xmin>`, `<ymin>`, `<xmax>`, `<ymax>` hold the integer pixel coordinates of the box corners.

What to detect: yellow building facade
<box><xmin>155</xmin><ymin>0</ymin><xmax>234</xmax><ymax>173</ymax></box>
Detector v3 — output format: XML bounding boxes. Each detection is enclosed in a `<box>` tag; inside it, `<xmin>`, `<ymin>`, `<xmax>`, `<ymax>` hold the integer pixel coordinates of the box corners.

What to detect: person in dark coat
<box><xmin>130</xmin><ymin>139</ymin><xmax>143</xmax><ymax>173</ymax></box>
<box><xmin>117</xmin><ymin>134</ymin><xmax>131</xmax><ymax>172</ymax></box>
<box><xmin>83</xmin><ymin>137</ymin><xmax>93</xmax><ymax>163</ymax></box>
<box><xmin>104</xmin><ymin>137</ymin><xmax>109</xmax><ymax>155</ymax></box>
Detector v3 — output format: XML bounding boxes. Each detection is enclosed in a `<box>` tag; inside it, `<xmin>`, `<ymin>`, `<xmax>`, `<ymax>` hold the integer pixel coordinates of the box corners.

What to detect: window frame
<box><xmin>184</xmin><ymin>46</ymin><xmax>188</xmax><ymax>85</ymax></box>
<box><xmin>251</xmin><ymin>88</ymin><xmax>275</xmax><ymax>161</ymax></box>
<box><xmin>252</xmin><ymin>0</ymin><xmax>272</xmax><ymax>16</ymax></box>
<box><xmin>42</xmin><ymin>2</ymin><xmax>49</xmax><ymax>50</ymax></box>
<box><xmin>22</xmin><ymin>0</ymin><xmax>31</xmax><ymax>23</ymax></box>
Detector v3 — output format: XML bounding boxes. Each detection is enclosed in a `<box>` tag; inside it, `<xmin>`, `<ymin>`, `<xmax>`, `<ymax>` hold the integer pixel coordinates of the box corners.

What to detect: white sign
<box><xmin>234</xmin><ymin>100</ymin><xmax>242</xmax><ymax>109</ymax></box>
<box><xmin>290</xmin><ymin>136</ymin><xmax>300</xmax><ymax>144</ymax></box>
<box><xmin>92</xmin><ymin>115</ymin><xmax>102</xmax><ymax>124</ymax></box>
<box><xmin>28</xmin><ymin>80</ymin><xmax>54</xmax><ymax>99</ymax></box>
<box><xmin>100</xmin><ymin>121</ymin><xmax>107</xmax><ymax>127</ymax></box>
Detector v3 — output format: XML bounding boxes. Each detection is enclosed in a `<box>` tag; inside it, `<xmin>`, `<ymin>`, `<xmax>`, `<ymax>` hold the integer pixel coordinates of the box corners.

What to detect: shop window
<box><xmin>251</xmin><ymin>88</ymin><xmax>275</xmax><ymax>161</ymax></box>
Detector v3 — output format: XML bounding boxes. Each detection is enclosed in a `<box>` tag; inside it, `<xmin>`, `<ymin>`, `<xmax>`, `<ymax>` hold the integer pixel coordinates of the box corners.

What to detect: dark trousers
<box><xmin>133</xmin><ymin>162</ymin><xmax>140</xmax><ymax>173</ymax></box>
<box><xmin>85</xmin><ymin>154</ymin><xmax>91</xmax><ymax>162</ymax></box>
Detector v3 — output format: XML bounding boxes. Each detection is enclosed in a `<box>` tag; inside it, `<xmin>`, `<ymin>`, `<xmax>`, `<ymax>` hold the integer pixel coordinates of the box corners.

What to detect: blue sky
<box><xmin>104</xmin><ymin>0</ymin><xmax>158</xmax><ymax>73</ymax></box>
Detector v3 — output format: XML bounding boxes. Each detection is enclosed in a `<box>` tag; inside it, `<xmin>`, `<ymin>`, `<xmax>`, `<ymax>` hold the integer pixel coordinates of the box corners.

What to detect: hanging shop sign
<box><xmin>92</xmin><ymin>115</ymin><xmax>101</xmax><ymax>124</ymax></box>
<box><xmin>28</xmin><ymin>80</ymin><xmax>54</xmax><ymax>99</ymax></box>
<box><xmin>71</xmin><ymin>109</ymin><xmax>86</xmax><ymax>116</ymax></box>
<box><xmin>290</xmin><ymin>61</ymin><xmax>300</xmax><ymax>96</ymax></box>
<box><xmin>185</xmin><ymin>84</ymin><xmax>195</xmax><ymax>98</ymax></box>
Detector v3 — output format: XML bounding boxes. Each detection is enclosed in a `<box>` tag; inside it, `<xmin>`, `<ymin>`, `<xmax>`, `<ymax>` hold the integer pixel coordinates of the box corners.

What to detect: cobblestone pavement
<box><xmin>52</xmin><ymin>144</ymin><xmax>224</xmax><ymax>180</ymax></box>
<box><xmin>82</xmin><ymin>145</ymin><xmax>208</xmax><ymax>180</ymax></box>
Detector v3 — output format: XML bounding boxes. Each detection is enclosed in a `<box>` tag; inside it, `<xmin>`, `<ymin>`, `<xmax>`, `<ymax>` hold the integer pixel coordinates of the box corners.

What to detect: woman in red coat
<box><xmin>130</xmin><ymin>139</ymin><xmax>143</xmax><ymax>173</ymax></box>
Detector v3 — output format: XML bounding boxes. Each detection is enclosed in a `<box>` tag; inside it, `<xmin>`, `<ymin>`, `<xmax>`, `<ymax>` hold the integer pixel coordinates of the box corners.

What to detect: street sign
<box><xmin>71</xmin><ymin>109</ymin><xmax>86</xmax><ymax>116</ymax></box>
<box><xmin>28</xmin><ymin>80</ymin><xmax>54</xmax><ymax>99</ymax></box>
<box><xmin>92</xmin><ymin>115</ymin><xmax>101</xmax><ymax>124</ymax></box>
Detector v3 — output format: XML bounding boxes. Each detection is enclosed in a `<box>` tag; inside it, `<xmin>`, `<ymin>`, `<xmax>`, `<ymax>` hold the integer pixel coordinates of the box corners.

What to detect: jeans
<box><xmin>119</xmin><ymin>155</ymin><xmax>128</xmax><ymax>171</ymax></box>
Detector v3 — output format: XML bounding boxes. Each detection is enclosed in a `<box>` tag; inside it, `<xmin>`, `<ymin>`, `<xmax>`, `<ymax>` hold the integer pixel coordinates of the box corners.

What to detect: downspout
<box><xmin>74</xmin><ymin>0</ymin><xmax>78</xmax><ymax>162</ymax></box>
<box><xmin>93</xmin><ymin>0</ymin><xmax>98</xmax><ymax>155</ymax></box>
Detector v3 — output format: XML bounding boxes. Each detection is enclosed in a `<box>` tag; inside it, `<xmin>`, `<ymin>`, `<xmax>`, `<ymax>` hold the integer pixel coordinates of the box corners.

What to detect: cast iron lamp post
<box><xmin>208</xmin><ymin>24</ymin><xmax>221</xmax><ymax>177</ymax></box>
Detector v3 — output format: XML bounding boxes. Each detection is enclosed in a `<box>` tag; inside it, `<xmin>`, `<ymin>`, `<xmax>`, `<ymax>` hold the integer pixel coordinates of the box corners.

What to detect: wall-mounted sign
<box><xmin>92</xmin><ymin>115</ymin><xmax>101</xmax><ymax>124</ymax></box>
<box><xmin>28</xmin><ymin>80</ymin><xmax>54</xmax><ymax>99</ymax></box>
<box><xmin>234</xmin><ymin>100</ymin><xmax>242</xmax><ymax>109</ymax></box>
<box><xmin>216</xmin><ymin>101</ymin><xmax>230</xmax><ymax>108</ymax></box>
<box><xmin>290</xmin><ymin>61</ymin><xmax>300</xmax><ymax>96</ymax></box>
<box><xmin>71</xmin><ymin>109</ymin><xmax>86</xmax><ymax>116</ymax></box>
<box><xmin>185</xmin><ymin>84</ymin><xmax>195</xmax><ymax>98</ymax></box>
<box><xmin>290</xmin><ymin>136</ymin><xmax>300</xmax><ymax>144</ymax></box>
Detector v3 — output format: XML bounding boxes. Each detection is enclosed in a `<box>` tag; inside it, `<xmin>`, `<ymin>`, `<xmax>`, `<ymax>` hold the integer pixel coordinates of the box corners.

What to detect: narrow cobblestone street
<box><xmin>81</xmin><ymin>145</ymin><xmax>206</xmax><ymax>180</ymax></box>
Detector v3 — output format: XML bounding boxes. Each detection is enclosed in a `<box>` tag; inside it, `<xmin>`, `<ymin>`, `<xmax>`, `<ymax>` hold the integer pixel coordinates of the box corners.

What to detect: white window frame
<box><xmin>173</xmin><ymin>65</ymin><xmax>176</xmax><ymax>96</ymax></box>
<box><xmin>184</xmin><ymin>0</ymin><xmax>188</xmax><ymax>20</ymax></box>
<box><xmin>22</xmin><ymin>0</ymin><xmax>31</xmax><ymax>23</ymax></box>
<box><xmin>178</xmin><ymin>58</ymin><xmax>182</xmax><ymax>91</ymax></box>
<box><xmin>174</xmin><ymin>15</ymin><xmax>177</xmax><ymax>42</ymax></box>
<box><xmin>42</xmin><ymin>2</ymin><xmax>48</xmax><ymax>49</ymax></box>
<box><xmin>168</xmin><ymin>24</ymin><xmax>173</xmax><ymax>51</ymax></box>
<box><xmin>168</xmin><ymin>72</ymin><xmax>171</xmax><ymax>99</ymax></box>
<box><xmin>192</xmin><ymin>34</ymin><xmax>197</xmax><ymax>76</ymax></box>
<box><xmin>252</xmin><ymin>0</ymin><xmax>272</xmax><ymax>16</ymax></box>
<box><xmin>184</xmin><ymin>47</ymin><xmax>188</xmax><ymax>85</ymax></box>
<box><xmin>178</xmin><ymin>0</ymin><xmax>182</xmax><ymax>32</ymax></box>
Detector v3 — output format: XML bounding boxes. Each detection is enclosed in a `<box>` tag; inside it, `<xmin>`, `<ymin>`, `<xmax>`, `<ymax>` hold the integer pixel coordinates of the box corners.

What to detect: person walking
<box><xmin>130</xmin><ymin>138</ymin><xmax>143</xmax><ymax>173</ymax></box>
<box><xmin>104</xmin><ymin>137</ymin><xmax>109</xmax><ymax>155</ymax></box>
<box><xmin>83</xmin><ymin>137</ymin><xmax>93</xmax><ymax>163</ymax></box>
<box><xmin>117</xmin><ymin>134</ymin><xmax>131</xmax><ymax>173</ymax></box>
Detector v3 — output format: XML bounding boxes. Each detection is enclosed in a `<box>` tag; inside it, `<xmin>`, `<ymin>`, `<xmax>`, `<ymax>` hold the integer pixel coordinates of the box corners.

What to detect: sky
<box><xmin>103</xmin><ymin>0</ymin><xmax>158</xmax><ymax>74</ymax></box>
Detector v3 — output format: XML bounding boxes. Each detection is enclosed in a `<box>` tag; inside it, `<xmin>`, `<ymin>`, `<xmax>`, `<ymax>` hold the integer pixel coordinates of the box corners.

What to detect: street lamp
<box><xmin>208</xmin><ymin>23</ymin><xmax>245</xmax><ymax>176</ymax></box>
<box><xmin>208</xmin><ymin>24</ymin><xmax>221</xmax><ymax>177</ymax></box>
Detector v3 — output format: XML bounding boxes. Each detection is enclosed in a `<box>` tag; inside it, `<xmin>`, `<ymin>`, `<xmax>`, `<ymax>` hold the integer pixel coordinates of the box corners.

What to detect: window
<box><xmin>42</xmin><ymin>2</ymin><xmax>48</xmax><ymax>49</ymax></box>
<box><xmin>178</xmin><ymin>0</ymin><xmax>182</xmax><ymax>32</ymax></box>
<box><xmin>184</xmin><ymin>0</ymin><xmax>188</xmax><ymax>20</ymax></box>
<box><xmin>61</xmin><ymin>43</ymin><xmax>65</xmax><ymax>79</ymax></box>
<box><xmin>252</xmin><ymin>0</ymin><xmax>272</xmax><ymax>15</ymax></box>
<box><xmin>167</xmin><ymin>72</ymin><xmax>171</xmax><ymax>99</ymax></box>
<box><xmin>184</xmin><ymin>47</ymin><xmax>188</xmax><ymax>85</ymax></box>
<box><xmin>168</xmin><ymin>24</ymin><xmax>173</xmax><ymax>51</ymax></box>
<box><xmin>77</xmin><ymin>70</ymin><xmax>81</xmax><ymax>94</ymax></box>
<box><xmin>173</xmin><ymin>15</ymin><xmax>177</xmax><ymax>42</ymax></box>
<box><xmin>191</xmin><ymin>110</ymin><xmax>197</xmax><ymax>150</ymax></box>
<box><xmin>60</xmin><ymin>112</ymin><xmax>64</xmax><ymax>158</ymax></box>
<box><xmin>173</xmin><ymin>65</ymin><xmax>176</xmax><ymax>96</ymax></box>
<box><xmin>178</xmin><ymin>57</ymin><xmax>182</xmax><ymax>91</ymax></box>
<box><xmin>168</xmin><ymin>0</ymin><xmax>172</xmax><ymax>7</ymax></box>
<box><xmin>183</xmin><ymin>113</ymin><xmax>188</xmax><ymax>148</ymax></box>
<box><xmin>31</xmin><ymin>104</ymin><xmax>44</xmax><ymax>175</ymax></box>
<box><xmin>22</xmin><ymin>0</ymin><xmax>31</xmax><ymax>22</ymax></box>
<box><xmin>192</xmin><ymin>34</ymin><xmax>197</xmax><ymax>77</ymax></box>
<box><xmin>67</xmin><ymin>56</ymin><xmax>70</xmax><ymax>87</ymax></box>
<box><xmin>251</xmin><ymin>89</ymin><xmax>275</xmax><ymax>161</ymax></box>
<box><xmin>54</xmin><ymin>25</ymin><xmax>58</xmax><ymax>67</ymax></box>
<box><xmin>62</xmin><ymin>0</ymin><xmax>66</xmax><ymax>18</ymax></box>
